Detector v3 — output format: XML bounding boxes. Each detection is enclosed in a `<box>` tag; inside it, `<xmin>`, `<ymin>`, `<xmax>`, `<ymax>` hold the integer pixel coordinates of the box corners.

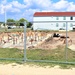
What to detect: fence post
<box><xmin>65</xmin><ymin>22</ymin><xmax>68</xmax><ymax>62</ymax></box>
<box><xmin>24</xmin><ymin>21</ymin><xmax>27</xmax><ymax>62</ymax></box>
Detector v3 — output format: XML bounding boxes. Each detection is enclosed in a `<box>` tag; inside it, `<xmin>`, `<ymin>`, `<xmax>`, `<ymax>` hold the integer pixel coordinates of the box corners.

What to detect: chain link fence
<box><xmin>26</xmin><ymin>21</ymin><xmax>75</xmax><ymax>64</ymax></box>
<box><xmin>0</xmin><ymin>22</ymin><xmax>25</xmax><ymax>61</ymax></box>
<box><xmin>0</xmin><ymin>21</ymin><xmax>75</xmax><ymax>64</ymax></box>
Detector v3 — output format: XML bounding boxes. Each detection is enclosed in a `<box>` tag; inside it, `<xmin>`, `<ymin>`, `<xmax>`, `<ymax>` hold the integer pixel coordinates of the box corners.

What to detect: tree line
<box><xmin>6</xmin><ymin>18</ymin><xmax>32</xmax><ymax>28</ymax></box>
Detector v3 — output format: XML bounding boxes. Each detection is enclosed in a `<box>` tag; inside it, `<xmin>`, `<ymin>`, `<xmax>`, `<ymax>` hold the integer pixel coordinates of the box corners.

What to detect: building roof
<box><xmin>34</xmin><ymin>12</ymin><xmax>75</xmax><ymax>17</ymax></box>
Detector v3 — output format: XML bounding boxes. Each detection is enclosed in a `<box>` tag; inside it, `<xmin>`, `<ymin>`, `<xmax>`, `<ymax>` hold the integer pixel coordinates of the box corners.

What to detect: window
<box><xmin>70</xmin><ymin>16</ymin><xmax>73</xmax><ymax>20</ymax></box>
<box><xmin>63</xmin><ymin>23</ymin><xmax>65</xmax><ymax>27</ymax></box>
<box><xmin>63</xmin><ymin>16</ymin><xmax>66</xmax><ymax>20</ymax></box>
<box><xmin>56</xmin><ymin>17</ymin><xmax>59</xmax><ymax>20</ymax></box>
<box><xmin>56</xmin><ymin>23</ymin><xmax>59</xmax><ymax>27</ymax></box>
<box><xmin>70</xmin><ymin>23</ymin><xmax>73</xmax><ymax>27</ymax></box>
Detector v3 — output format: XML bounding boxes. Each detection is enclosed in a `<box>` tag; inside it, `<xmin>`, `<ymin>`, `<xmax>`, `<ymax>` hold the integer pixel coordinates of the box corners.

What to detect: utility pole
<box><xmin>4</xmin><ymin>6</ymin><xmax>7</xmax><ymax>31</ymax></box>
<box><xmin>24</xmin><ymin>21</ymin><xmax>27</xmax><ymax>62</ymax></box>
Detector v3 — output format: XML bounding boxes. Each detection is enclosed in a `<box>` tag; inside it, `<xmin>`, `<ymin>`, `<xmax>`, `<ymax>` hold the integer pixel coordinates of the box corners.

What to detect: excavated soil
<box><xmin>34</xmin><ymin>32</ymin><xmax>74</xmax><ymax>50</ymax></box>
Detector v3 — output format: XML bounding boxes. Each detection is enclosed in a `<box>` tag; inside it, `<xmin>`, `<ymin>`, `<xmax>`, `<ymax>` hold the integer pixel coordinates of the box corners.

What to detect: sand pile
<box><xmin>35</xmin><ymin>36</ymin><xmax>72</xmax><ymax>50</ymax></box>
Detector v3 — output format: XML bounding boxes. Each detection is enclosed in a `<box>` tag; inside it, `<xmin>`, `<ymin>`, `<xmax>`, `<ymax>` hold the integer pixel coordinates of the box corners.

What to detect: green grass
<box><xmin>27</xmin><ymin>46</ymin><xmax>65</xmax><ymax>61</ymax></box>
<box><xmin>0</xmin><ymin>48</ymin><xmax>24</xmax><ymax>58</ymax></box>
<box><xmin>26</xmin><ymin>46</ymin><xmax>75</xmax><ymax>62</ymax></box>
<box><xmin>0</xmin><ymin>28</ymin><xmax>31</xmax><ymax>33</ymax></box>
<box><xmin>7</xmin><ymin>28</ymin><xmax>24</xmax><ymax>32</ymax></box>
<box><xmin>0</xmin><ymin>46</ymin><xmax>75</xmax><ymax>68</ymax></box>
<box><xmin>27</xmin><ymin>49</ymin><xmax>63</xmax><ymax>60</ymax></box>
<box><xmin>26</xmin><ymin>46</ymin><xmax>75</xmax><ymax>68</ymax></box>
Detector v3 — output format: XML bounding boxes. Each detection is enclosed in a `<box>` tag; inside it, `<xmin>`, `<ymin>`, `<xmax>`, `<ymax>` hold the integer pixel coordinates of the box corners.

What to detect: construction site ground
<box><xmin>0</xmin><ymin>31</ymin><xmax>75</xmax><ymax>51</ymax></box>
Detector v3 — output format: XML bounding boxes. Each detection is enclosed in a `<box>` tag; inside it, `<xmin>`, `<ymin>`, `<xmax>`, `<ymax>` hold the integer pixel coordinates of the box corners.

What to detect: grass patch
<box><xmin>27</xmin><ymin>46</ymin><xmax>75</xmax><ymax>62</ymax></box>
<box><xmin>0</xmin><ymin>28</ymin><xmax>31</xmax><ymax>33</ymax></box>
<box><xmin>27</xmin><ymin>47</ymin><xmax>65</xmax><ymax>61</ymax></box>
<box><xmin>0</xmin><ymin>48</ymin><xmax>24</xmax><ymax>58</ymax></box>
<box><xmin>0</xmin><ymin>46</ymin><xmax>75</xmax><ymax>68</ymax></box>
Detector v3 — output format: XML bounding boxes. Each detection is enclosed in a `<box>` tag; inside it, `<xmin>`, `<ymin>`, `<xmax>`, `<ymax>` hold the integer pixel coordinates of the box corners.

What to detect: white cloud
<box><xmin>23</xmin><ymin>0</ymin><xmax>75</xmax><ymax>11</ymax></box>
<box><xmin>10</xmin><ymin>8</ymin><xmax>21</xmax><ymax>13</ymax></box>
<box><xmin>22</xmin><ymin>9</ymin><xmax>40</xmax><ymax>21</ymax></box>
<box><xmin>41</xmin><ymin>10</ymin><xmax>55</xmax><ymax>12</ymax></box>
<box><xmin>67</xmin><ymin>2</ymin><xmax>75</xmax><ymax>11</ymax></box>
<box><xmin>1</xmin><ymin>0</ymin><xmax>75</xmax><ymax>21</ymax></box>
<box><xmin>5</xmin><ymin>4</ymin><xmax>12</xmax><ymax>10</ymax></box>
<box><xmin>22</xmin><ymin>0</ymin><xmax>75</xmax><ymax>21</ymax></box>
<box><xmin>53</xmin><ymin>0</ymin><xmax>69</xmax><ymax>10</ymax></box>
<box><xmin>23</xmin><ymin>0</ymin><xmax>52</xmax><ymax>9</ymax></box>
<box><xmin>1</xmin><ymin>0</ymin><xmax>7</xmax><ymax>4</ymax></box>
<box><xmin>11</xmin><ymin>1</ymin><xmax>26</xmax><ymax>9</ymax></box>
<box><xmin>51</xmin><ymin>0</ymin><xmax>75</xmax><ymax>11</ymax></box>
<box><xmin>0</xmin><ymin>1</ymin><xmax>21</xmax><ymax>14</ymax></box>
<box><xmin>0</xmin><ymin>4</ymin><xmax>5</xmax><ymax>14</ymax></box>
<box><xmin>36</xmin><ymin>0</ymin><xmax>52</xmax><ymax>8</ymax></box>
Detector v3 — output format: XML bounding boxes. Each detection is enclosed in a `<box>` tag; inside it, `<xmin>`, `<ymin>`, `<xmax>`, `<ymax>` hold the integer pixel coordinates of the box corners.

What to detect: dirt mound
<box><xmin>35</xmin><ymin>36</ymin><xmax>72</xmax><ymax>50</ymax></box>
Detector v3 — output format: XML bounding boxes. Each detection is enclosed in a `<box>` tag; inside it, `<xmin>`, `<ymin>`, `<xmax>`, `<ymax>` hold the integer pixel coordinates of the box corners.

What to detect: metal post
<box><xmin>65</xmin><ymin>22</ymin><xmax>68</xmax><ymax>62</ymax></box>
<box><xmin>5</xmin><ymin>8</ymin><xmax>6</xmax><ymax>24</ymax></box>
<box><xmin>24</xmin><ymin>21</ymin><xmax>27</xmax><ymax>62</ymax></box>
<box><xmin>4</xmin><ymin>7</ymin><xmax>7</xmax><ymax>31</ymax></box>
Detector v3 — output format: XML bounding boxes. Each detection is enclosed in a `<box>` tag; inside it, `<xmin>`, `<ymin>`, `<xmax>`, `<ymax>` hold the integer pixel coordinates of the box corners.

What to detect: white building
<box><xmin>33</xmin><ymin>12</ymin><xmax>75</xmax><ymax>31</ymax></box>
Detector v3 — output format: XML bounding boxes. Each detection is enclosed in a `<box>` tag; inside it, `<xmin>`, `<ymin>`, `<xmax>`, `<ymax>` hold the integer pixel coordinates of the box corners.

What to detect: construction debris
<box><xmin>0</xmin><ymin>31</ymin><xmax>73</xmax><ymax>50</ymax></box>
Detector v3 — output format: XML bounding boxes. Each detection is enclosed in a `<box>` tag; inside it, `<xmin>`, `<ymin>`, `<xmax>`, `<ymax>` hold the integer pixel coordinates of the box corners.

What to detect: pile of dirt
<box><xmin>35</xmin><ymin>36</ymin><xmax>72</xmax><ymax>50</ymax></box>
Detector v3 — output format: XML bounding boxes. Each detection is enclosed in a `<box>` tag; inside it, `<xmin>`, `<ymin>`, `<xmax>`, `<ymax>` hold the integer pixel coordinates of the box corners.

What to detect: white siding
<box><xmin>33</xmin><ymin>16</ymin><xmax>75</xmax><ymax>21</ymax></box>
<box><xmin>33</xmin><ymin>16</ymin><xmax>75</xmax><ymax>30</ymax></box>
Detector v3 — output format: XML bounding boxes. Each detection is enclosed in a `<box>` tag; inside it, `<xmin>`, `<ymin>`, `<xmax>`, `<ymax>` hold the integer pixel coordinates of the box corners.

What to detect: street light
<box><xmin>4</xmin><ymin>6</ymin><xmax>7</xmax><ymax>31</ymax></box>
<box><xmin>5</xmin><ymin>7</ymin><xmax>6</xmax><ymax>25</ymax></box>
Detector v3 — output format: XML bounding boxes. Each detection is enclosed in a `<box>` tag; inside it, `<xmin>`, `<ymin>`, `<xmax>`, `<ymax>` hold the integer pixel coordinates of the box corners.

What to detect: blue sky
<box><xmin>0</xmin><ymin>0</ymin><xmax>75</xmax><ymax>22</ymax></box>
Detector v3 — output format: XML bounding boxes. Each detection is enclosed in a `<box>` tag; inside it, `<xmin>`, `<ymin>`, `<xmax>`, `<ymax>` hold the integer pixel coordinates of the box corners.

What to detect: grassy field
<box><xmin>0</xmin><ymin>29</ymin><xmax>75</xmax><ymax>69</ymax></box>
<box><xmin>0</xmin><ymin>28</ymin><xmax>31</xmax><ymax>32</ymax></box>
<box><xmin>0</xmin><ymin>48</ymin><xmax>23</xmax><ymax>59</ymax></box>
<box><xmin>27</xmin><ymin>46</ymin><xmax>75</xmax><ymax>62</ymax></box>
<box><xmin>0</xmin><ymin>46</ymin><xmax>75</xmax><ymax>68</ymax></box>
<box><xmin>0</xmin><ymin>46</ymin><xmax>75</xmax><ymax>62</ymax></box>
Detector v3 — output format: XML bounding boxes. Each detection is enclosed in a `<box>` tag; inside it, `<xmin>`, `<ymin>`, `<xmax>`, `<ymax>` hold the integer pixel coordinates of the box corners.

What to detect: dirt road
<box><xmin>0</xmin><ymin>63</ymin><xmax>75</xmax><ymax>75</ymax></box>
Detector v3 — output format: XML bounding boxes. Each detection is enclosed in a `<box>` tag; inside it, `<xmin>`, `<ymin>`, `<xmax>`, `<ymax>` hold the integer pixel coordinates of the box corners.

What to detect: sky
<box><xmin>0</xmin><ymin>0</ymin><xmax>75</xmax><ymax>22</ymax></box>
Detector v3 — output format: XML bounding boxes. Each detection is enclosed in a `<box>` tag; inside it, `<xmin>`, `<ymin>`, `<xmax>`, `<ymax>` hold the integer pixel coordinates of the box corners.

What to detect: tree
<box><xmin>15</xmin><ymin>20</ymin><xmax>20</xmax><ymax>26</ymax></box>
<box><xmin>6</xmin><ymin>19</ymin><xmax>15</xmax><ymax>27</ymax></box>
<box><xmin>19</xmin><ymin>18</ymin><xmax>27</xmax><ymax>23</ymax></box>
<box><xmin>18</xmin><ymin>18</ymin><xmax>28</xmax><ymax>27</ymax></box>
<box><xmin>6</xmin><ymin>18</ymin><xmax>28</xmax><ymax>27</ymax></box>
<box><xmin>27</xmin><ymin>22</ymin><xmax>32</xmax><ymax>28</ymax></box>
<box><xmin>7</xmin><ymin>19</ymin><xmax>15</xmax><ymax>22</ymax></box>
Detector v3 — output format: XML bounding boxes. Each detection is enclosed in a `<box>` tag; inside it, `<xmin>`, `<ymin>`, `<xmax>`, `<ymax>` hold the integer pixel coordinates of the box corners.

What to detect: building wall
<box><xmin>33</xmin><ymin>16</ymin><xmax>75</xmax><ymax>30</ymax></box>
<box><xmin>33</xmin><ymin>16</ymin><xmax>75</xmax><ymax>21</ymax></box>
